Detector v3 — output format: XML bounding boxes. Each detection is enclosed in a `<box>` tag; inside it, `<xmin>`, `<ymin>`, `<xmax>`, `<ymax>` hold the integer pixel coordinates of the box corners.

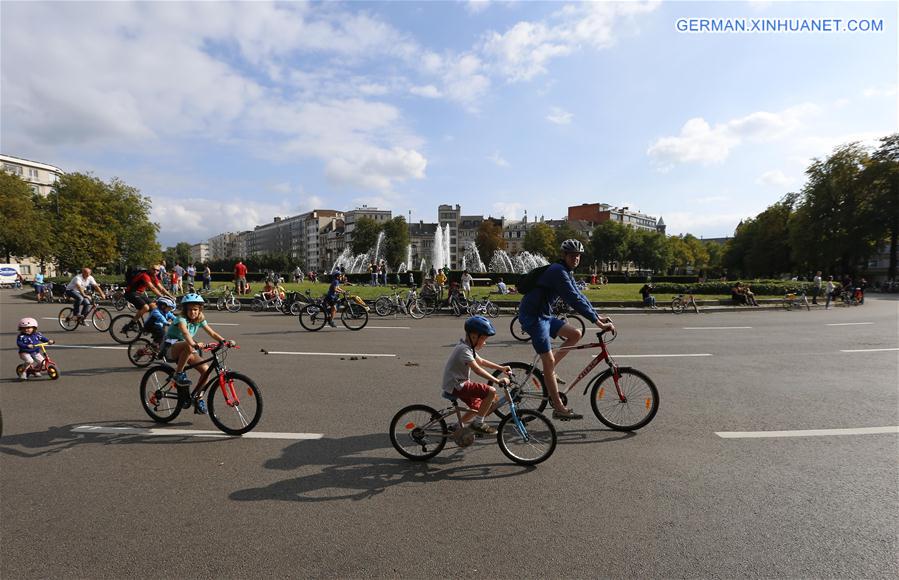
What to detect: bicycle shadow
<box><xmin>553</xmin><ymin>427</ymin><xmax>637</xmax><ymax>446</ymax></box>
<box><xmin>0</xmin><ymin>420</ymin><xmax>223</xmax><ymax>458</ymax></box>
<box><xmin>230</xmin><ymin>432</ymin><xmax>535</xmax><ymax>503</ymax></box>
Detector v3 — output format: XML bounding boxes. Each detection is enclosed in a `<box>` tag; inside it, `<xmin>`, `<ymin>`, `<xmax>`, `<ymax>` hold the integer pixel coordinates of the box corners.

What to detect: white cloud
<box><xmin>492</xmin><ymin>201</ymin><xmax>524</xmax><ymax>219</ymax></box>
<box><xmin>691</xmin><ymin>195</ymin><xmax>730</xmax><ymax>204</ymax></box>
<box><xmin>546</xmin><ymin>106</ymin><xmax>573</xmax><ymax>125</ymax></box>
<box><xmin>488</xmin><ymin>151</ymin><xmax>510</xmax><ymax>167</ymax></box>
<box><xmin>664</xmin><ymin>211</ymin><xmax>748</xmax><ymax>237</ymax></box>
<box><xmin>647</xmin><ymin>103</ymin><xmax>819</xmax><ymax>168</ymax></box>
<box><xmin>151</xmin><ymin>196</ymin><xmax>294</xmax><ymax>245</ymax></box>
<box><xmin>862</xmin><ymin>84</ymin><xmax>898</xmax><ymax>98</ymax></box>
<box><xmin>465</xmin><ymin>0</ymin><xmax>491</xmax><ymax>15</ymax></box>
<box><xmin>756</xmin><ymin>170</ymin><xmax>794</xmax><ymax>187</ymax></box>
<box><xmin>410</xmin><ymin>85</ymin><xmax>443</xmax><ymax>98</ymax></box>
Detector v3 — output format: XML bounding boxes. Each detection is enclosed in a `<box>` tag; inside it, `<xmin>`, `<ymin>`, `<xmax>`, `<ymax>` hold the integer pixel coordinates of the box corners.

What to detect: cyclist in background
<box><xmin>323</xmin><ymin>271</ymin><xmax>344</xmax><ymax>328</ymax></box>
<box><xmin>126</xmin><ymin>265</ymin><xmax>174</xmax><ymax>330</ymax></box>
<box><xmin>65</xmin><ymin>268</ymin><xmax>106</xmax><ymax>324</ymax></box>
<box><xmin>517</xmin><ymin>239</ymin><xmax>614</xmax><ymax>420</ymax></box>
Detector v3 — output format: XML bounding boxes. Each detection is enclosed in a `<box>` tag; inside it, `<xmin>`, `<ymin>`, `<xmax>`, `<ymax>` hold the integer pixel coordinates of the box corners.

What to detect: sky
<box><xmin>1</xmin><ymin>0</ymin><xmax>896</xmax><ymax>247</ymax></box>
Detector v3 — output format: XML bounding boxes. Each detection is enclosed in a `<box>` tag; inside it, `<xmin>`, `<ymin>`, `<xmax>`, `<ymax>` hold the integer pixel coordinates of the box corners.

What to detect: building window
<box><xmin>21</xmin><ymin>265</ymin><xmax>32</xmax><ymax>275</ymax></box>
<box><xmin>3</xmin><ymin>163</ymin><xmax>23</xmax><ymax>176</ymax></box>
<box><xmin>28</xmin><ymin>168</ymin><xmax>40</xmax><ymax>179</ymax></box>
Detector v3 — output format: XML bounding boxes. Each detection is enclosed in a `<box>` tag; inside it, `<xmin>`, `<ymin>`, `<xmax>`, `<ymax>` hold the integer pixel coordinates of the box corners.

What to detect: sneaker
<box><xmin>174</xmin><ymin>371</ymin><xmax>191</xmax><ymax>387</ymax></box>
<box><xmin>328</xmin><ymin>321</ymin><xmax>337</xmax><ymax>328</ymax></box>
<box><xmin>194</xmin><ymin>400</ymin><xmax>208</xmax><ymax>415</ymax></box>
<box><xmin>469</xmin><ymin>422</ymin><xmax>497</xmax><ymax>435</ymax></box>
<box><xmin>18</xmin><ymin>372</ymin><xmax>27</xmax><ymax>380</ymax></box>
<box><xmin>552</xmin><ymin>407</ymin><xmax>584</xmax><ymax>421</ymax></box>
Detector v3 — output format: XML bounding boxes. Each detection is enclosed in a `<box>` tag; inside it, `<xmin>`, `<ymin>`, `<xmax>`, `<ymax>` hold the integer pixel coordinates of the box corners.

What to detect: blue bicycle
<box><xmin>389</xmin><ymin>380</ymin><xmax>557</xmax><ymax>466</ymax></box>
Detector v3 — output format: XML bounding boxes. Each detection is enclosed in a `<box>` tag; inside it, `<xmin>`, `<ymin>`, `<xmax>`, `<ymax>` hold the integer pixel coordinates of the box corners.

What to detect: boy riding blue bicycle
<box><xmin>442</xmin><ymin>316</ymin><xmax>511</xmax><ymax>435</ymax></box>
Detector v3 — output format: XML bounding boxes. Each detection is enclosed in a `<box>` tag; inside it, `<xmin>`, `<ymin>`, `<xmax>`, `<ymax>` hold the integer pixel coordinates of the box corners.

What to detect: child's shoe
<box><xmin>18</xmin><ymin>371</ymin><xmax>27</xmax><ymax>380</ymax></box>
<box><xmin>194</xmin><ymin>400</ymin><xmax>208</xmax><ymax>415</ymax></box>
<box><xmin>470</xmin><ymin>421</ymin><xmax>497</xmax><ymax>435</ymax></box>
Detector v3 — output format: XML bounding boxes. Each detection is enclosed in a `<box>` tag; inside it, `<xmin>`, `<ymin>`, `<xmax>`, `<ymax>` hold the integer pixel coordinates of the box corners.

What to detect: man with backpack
<box><xmin>517</xmin><ymin>239</ymin><xmax>615</xmax><ymax>420</ymax></box>
<box><xmin>125</xmin><ymin>265</ymin><xmax>174</xmax><ymax>330</ymax></box>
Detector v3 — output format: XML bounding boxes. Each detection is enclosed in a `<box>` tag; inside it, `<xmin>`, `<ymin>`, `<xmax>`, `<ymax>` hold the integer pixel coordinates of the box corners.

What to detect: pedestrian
<box><xmin>203</xmin><ymin>264</ymin><xmax>212</xmax><ymax>291</ymax></box>
<box><xmin>369</xmin><ymin>261</ymin><xmax>377</xmax><ymax>286</ymax></box>
<box><xmin>186</xmin><ymin>263</ymin><xmax>196</xmax><ymax>288</ymax></box>
<box><xmin>461</xmin><ymin>269</ymin><xmax>473</xmax><ymax>299</ymax></box>
<box><xmin>825</xmin><ymin>276</ymin><xmax>835</xmax><ymax>309</ymax></box>
<box><xmin>234</xmin><ymin>260</ymin><xmax>248</xmax><ymax>295</ymax></box>
<box><xmin>812</xmin><ymin>270</ymin><xmax>822</xmax><ymax>304</ymax></box>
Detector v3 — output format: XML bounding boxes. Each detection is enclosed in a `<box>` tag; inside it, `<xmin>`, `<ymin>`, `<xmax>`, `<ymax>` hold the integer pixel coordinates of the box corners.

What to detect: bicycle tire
<box><xmin>486</xmin><ymin>302</ymin><xmax>499</xmax><ymax>318</ymax></box>
<box><xmin>216</xmin><ymin>297</ymin><xmax>225</xmax><ymax>311</ymax></box>
<box><xmin>510</xmin><ymin>316</ymin><xmax>530</xmax><ymax>341</ymax></box>
<box><xmin>492</xmin><ymin>362</ymin><xmax>548</xmax><ymax>418</ymax></box>
<box><xmin>92</xmin><ymin>307</ymin><xmax>112</xmax><ymax>332</ymax></box>
<box><xmin>109</xmin><ymin>314</ymin><xmax>144</xmax><ymax>344</ymax></box>
<box><xmin>497</xmin><ymin>410</ymin><xmax>557</xmax><ymax>466</ymax></box>
<box><xmin>207</xmin><ymin>372</ymin><xmax>263</xmax><ymax>435</ymax></box>
<box><xmin>389</xmin><ymin>404</ymin><xmax>447</xmax><ymax>461</ymax></box>
<box><xmin>128</xmin><ymin>338</ymin><xmax>158</xmax><ymax>368</ymax></box>
<box><xmin>670</xmin><ymin>297</ymin><xmax>685</xmax><ymax>314</ymax></box>
<box><xmin>588</xmin><ymin>367</ymin><xmax>659</xmax><ymax>431</ymax></box>
<box><xmin>47</xmin><ymin>364</ymin><xmax>60</xmax><ymax>380</ymax></box>
<box><xmin>251</xmin><ymin>298</ymin><xmax>264</xmax><ymax>312</ymax></box>
<box><xmin>226</xmin><ymin>296</ymin><xmax>241</xmax><ymax>313</ymax></box>
<box><xmin>299</xmin><ymin>304</ymin><xmax>327</xmax><ymax>331</ymax></box>
<box><xmin>139</xmin><ymin>365</ymin><xmax>182</xmax><ymax>423</ymax></box>
<box><xmin>341</xmin><ymin>302</ymin><xmax>369</xmax><ymax>330</ymax></box>
<box><xmin>58</xmin><ymin>307</ymin><xmax>78</xmax><ymax>331</ymax></box>
<box><xmin>289</xmin><ymin>301</ymin><xmax>304</xmax><ymax>316</ymax></box>
<box><xmin>374</xmin><ymin>296</ymin><xmax>393</xmax><ymax>317</ymax></box>
<box><xmin>113</xmin><ymin>297</ymin><xmax>127</xmax><ymax>311</ymax></box>
<box><xmin>408</xmin><ymin>299</ymin><xmax>426</xmax><ymax>319</ymax></box>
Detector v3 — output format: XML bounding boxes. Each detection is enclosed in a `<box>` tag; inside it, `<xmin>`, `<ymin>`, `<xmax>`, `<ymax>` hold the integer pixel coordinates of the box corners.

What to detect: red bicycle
<box><xmin>15</xmin><ymin>343</ymin><xmax>61</xmax><ymax>380</ymax></box>
<box><xmin>493</xmin><ymin>329</ymin><xmax>659</xmax><ymax>431</ymax></box>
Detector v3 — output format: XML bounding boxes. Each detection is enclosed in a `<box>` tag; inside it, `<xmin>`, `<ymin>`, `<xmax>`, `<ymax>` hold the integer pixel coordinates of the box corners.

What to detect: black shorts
<box><xmin>126</xmin><ymin>291</ymin><xmax>152</xmax><ymax>309</ymax></box>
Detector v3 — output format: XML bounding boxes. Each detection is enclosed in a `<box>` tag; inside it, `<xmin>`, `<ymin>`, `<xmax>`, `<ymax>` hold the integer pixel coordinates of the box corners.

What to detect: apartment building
<box><xmin>190</xmin><ymin>242</ymin><xmax>210</xmax><ymax>264</ymax></box>
<box><xmin>568</xmin><ymin>203</ymin><xmax>664</xmax><ymax>233</ymax></box>
<box><xmin>343</xmin><ymin>206</ymin><xmax>391</xmax><ymax>247</ymax></box>
<box><xmin>408</xmin><ymin>221</ymin><xmax>438</xmax><ymax>270</ymax></box>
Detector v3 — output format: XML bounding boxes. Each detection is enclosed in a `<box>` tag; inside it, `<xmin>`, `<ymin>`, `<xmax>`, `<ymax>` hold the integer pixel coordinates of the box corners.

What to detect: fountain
<box><xmin>488</xmin><ymin>249</ymin><xmax>548</xmax><ymax>273</ymax></box>
<box><xmin>460</xmin><ymin>241</ymin><xmax>486</xmax><ymax>273</ymax></box>
<box><xmin>432</xmin><ymin>223</ymin><xmax>451</xmax><ymax>270</ymax></box>
<box><xmin>330</xmin><ymin>230</ymin><xmax>390</xmax><ymax>274</ymax></box>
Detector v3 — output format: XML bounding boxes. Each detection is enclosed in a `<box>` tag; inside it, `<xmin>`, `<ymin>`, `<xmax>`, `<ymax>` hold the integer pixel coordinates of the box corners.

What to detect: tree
<box><xmin>0</xmin><ymin>173</ymin><xmax>51</xmax><ymax>262</ymax></box>
<box><xmin>629</xmin><ymin>229</ymin><xmax>671</xmax><ymax>273</ymax></box>
<box><xmin>862</xmin><ymin>133</ymin><xmax>899</xmax><ymax>280</ymax></box>
<box><xmin>107</xmin><ymin>178</ymin><xmax>161</xmax><ymax>271</ymax></box>
<box><xmin>475</xmin><ymin>220</ymin><xmax>506</xmax><ymax>266</ymax></box>
<box><xmin>381</xmin><ymin>216</ymin><xmax>410</xmax><ymax>269</ymax></box>
<box><xmin>590</xmin><ymin>221</ymin><xmax>631</xmax><ymax>271</ymax></box>
<box><xmin>523</xmin><ymin>222</ymin><xmax>556</xmax><ymax>258</ymax></box>
<box><xmin>50</xmin><ymin>173</ymin><xmax>118</xmax><ymax>271</ymax></box>
<box><xmin>667</xmin><ymin>235</ymin><xmax>694</xmax><ymax>273</ymax></box>
<box><xmin>163</xmin><ymin>242</ymin><xmax>192</xmax><ymax>268</ymax></box>
<box><xmin>350</xmin><ymin>217</ymin><xmax>382</xmax><ymax>255</ymax></box>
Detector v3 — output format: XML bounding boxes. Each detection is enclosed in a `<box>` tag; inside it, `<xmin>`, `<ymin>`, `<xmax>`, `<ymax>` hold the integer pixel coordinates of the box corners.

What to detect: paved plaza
<box><xmin>1</xmin><ymin>290</ymin><xmax>897</xmax><ymax>578</ymax></box>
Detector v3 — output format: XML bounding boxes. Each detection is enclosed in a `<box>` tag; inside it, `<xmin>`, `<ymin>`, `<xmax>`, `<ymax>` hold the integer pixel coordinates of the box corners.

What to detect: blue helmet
<box><xmin>464</xmin><ymin>315</ymin><xmax>496</xmax><ymax>337</ymax></box>
<box><xmin>180</xmin><ymin>293</ymin><xmax>205</xmax><ymax>306</ymax></box>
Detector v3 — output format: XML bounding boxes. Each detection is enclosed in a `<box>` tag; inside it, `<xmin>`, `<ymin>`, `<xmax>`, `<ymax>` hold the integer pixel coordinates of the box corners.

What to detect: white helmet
<box><xmin>560</xmin><ymin>239</ymin><xmax>585</xmax><ymax>254</ymax></box>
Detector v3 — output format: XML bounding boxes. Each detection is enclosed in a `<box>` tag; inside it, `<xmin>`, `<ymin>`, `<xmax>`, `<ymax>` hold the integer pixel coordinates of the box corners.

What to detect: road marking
<box><xmin>683</xmin><ymin>326</ymin><xmax>752</xmax><ymax>330</ymax></box>
<box><xmin>716</xmin><ymin>426</ymin><xmax>899</xmax><ymax>439</ymax></box>
<box><xmin>609</xmin><ymin>353</ymin><xmax>713</xmax><ymax>358</ymax></box>
<box><xmin>263</xmin><ymin>350</ymin><xmax>397</xmax><ymax>358</ymax></box>
<box><xmin>826</xmin><ymin>322</ymin><xmax>875</xmax><ymax>326</ymax></box>
<box><xmin>840</xmin><ymin>347</ymin><xmax>899</xmax><ymax>353</ymax></box>
<box><xmin>51</xmin><ymin>344</ymin><xmax>127</xmax><ymax>350</ymax></box>
<box><xmin>72</xmin><ymin>426</ymin><xmax>323</xmax><ymax>440</ymax></box>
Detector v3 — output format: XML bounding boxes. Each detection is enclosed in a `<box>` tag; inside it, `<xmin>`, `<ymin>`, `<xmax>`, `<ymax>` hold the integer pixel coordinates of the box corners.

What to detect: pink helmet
<box><xmin>18</xmin><ymin>317</ymin><xmax>38</xmax><ymax>329</ymax></box>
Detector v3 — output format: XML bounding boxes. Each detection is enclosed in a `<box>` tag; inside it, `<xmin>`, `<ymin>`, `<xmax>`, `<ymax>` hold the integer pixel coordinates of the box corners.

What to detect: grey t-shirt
<box><xmin>442</xmin><ymin>340</ymin><xmax>478</xmax><ymax>394</ymax></box>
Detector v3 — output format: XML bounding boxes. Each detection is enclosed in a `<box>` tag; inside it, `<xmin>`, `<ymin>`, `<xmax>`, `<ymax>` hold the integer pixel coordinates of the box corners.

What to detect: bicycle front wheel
<box><xmin>341</xmin><ymin>302</ymin><xmax>369</xmax><ymax>330</ymax></box>
<box><xmin>670</xmin><ymin>298</ymin><xmax>685</xmax><ymax>313</ymax></box>
<box><xmin>493</xmin><ymin>362</ymin><xmax>548</xmax><ymax>418</ymax></box>
<box><xmin>485</xmin><ymin>302</ymin><xmax>499</xmax><ymax>318</ymax></box>
<box><xmin>113</xmin><ymin>297</ymin><xmax>127</xmax><ymax>311</ymax></box>
<box><xmin>208</xmin><ymin>372</ymin><xmax>263</xmax><ymax>435</ymax></box>
<box><xmin>408</xmin><ymin>299</ymin><xmax>426</xmax><ymax>319</ymax></box>
<box><xmin>58</xmin><ymin>307</ymin><xmax>78</xmax><ymax>331</ymax></box>
<box><xmin>589</xmin><ymin>367</ymin><xmax>659</xmax><ymax>431</ymax></box>
<box><xmin>510</xmin><ymin>316</ymin><xmax>529</xmax><ymax>341</ymax></box>
<box><xmin>226</xmin><ymin>296</ymin><xmax>241</xmax><ymax>312</ymax></box>
<box><xmin>497</xmin><ymin>410</ymin><xmax>557</xmax><ymax>466</ymax></box>
<box><xmin>109</xmin><ymin>314</ymin><xmax>143</xmax><ymax>344</ymax></box>
<box><xmin>139</xmin><ymin>365</ymin><xmax>182</xmax><ymax>423</ymax></box>
<box><xmin>389</xmin><ymin>404</ymin><xmax>447</xmax><ymax>461</ymax></box>
<box><xmin>374</xmin><ymin>296</ymin><xmax>392</xmax><ymax>317</ymax></box>
<box><xmin>128</xmin><ymin>338</ymin><xmax>158</xmax><ymax>367</ymax></box>
<box><xmin>299</xmin><ymin>304</ymin><xmax>327</xmax><ymax>331</ymax></box>
<box><xmin>92</xmin><ymin>307</ymin><xmax>112</xmax><ymax>332</ymax></box>
<box><xmin>251</xmin><ymin>298</ymin><xmax>264</xmax><ymax>312</ymax></box>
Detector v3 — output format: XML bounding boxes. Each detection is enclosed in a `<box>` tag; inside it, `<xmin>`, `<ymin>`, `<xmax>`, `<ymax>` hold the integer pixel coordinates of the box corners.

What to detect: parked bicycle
<box><xmin>670</xmin><ymin>292</ymin><xmax>699</xmax><ymax>314</ymax></box>
<box><xmin>15</xmin><ymin>343</ymin><xmax>60</xmax><ymax>380</ymax></box>
<box><xmin>495</xmin><ymin>328</ymin><xmax>659</xmax><ymax>431</ymax></box>
<box><xmin>251</xmin><ymin>291</ymin><xmax>285</xmax><ymax>313</ymax></box>
<box><xmin>58</xmin><ymin>297</ymin><xmax>112</xmax><ymax>332</ymax></box>
<box><xmin>299</xmin><ymin>290</ymin><xmax>369</xmax><ymax>331</ymax></box>
<box><xmin>139</xmin><ymin>342</ymin><xmax>262</xmax><ymax>435</ymax></box>
<box><xmin>281</xmin><ymin>290</ymin><xmax>311</xmax><ymax>316</ymax></box>
<box><xmin>510</xmin><ymin>299</ymin><xmax>586</xmax><ymax>342</ymax></box>
<box><xmin>374</xmin><ymin>286</ymin><xmax>425</xmax><ymax>319</ymax></box>
<box><xmin>783</xmin><ymin>289</ymin><xmax>811</xmax><ymax>311</ymax></box>
<box><xmin>390</xmin><ymin>379</ymin><xmax>557</xmax><ymax>466</ymax></box>
<box><xmin>215</xmin><ymin>287</ymin><xmax>242</xmax><ymax>313</ymax></box>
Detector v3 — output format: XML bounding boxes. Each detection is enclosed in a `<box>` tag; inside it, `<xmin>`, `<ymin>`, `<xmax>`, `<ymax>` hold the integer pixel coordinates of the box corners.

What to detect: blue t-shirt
<box><xmin>518</xmin><ymin>263</ymin><xmax>598</xmax><ymax>324</ymax></box>
<box><xmin>165</xmin><ymin>316</ymin><xmax>208</xmax><ymax>340</ymax></box>
<box><xmin>34</xmin><ymin>274</ymin><xmax>45</xmax><ymax>285</ymax></box>
<box><xmin>17</xmin><ymin>331</ymin><xmax>51</xmax><ymax>354</ymax></box>
<box><xmin>145</xmin><ymin>308</ymin><xmax>176</xmax><ymax>329</ymax></box>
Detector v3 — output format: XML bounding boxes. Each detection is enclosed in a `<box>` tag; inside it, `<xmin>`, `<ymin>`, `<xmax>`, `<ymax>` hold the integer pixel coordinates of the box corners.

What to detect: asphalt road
<box><xmin>1</xmin><ymin>290</ymin><xmax>897</xmax><ymax>578</ymax></box>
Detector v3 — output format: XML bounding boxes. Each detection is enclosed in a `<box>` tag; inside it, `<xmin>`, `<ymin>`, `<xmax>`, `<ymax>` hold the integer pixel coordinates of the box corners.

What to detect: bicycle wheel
<box><xmin>341</xmin><ymin>302</ymin><xmax>369</xmax><ymax>330</ymax></box>
<box><xmin>670</xmin><ymin>297</ymin><xmax>685</xmax><ymax>314</ymax></box>
<box><xmin>493</xmin><ymin>362</ymin><xmax>548</xmax><ymax>418</ymax></box>
<box><xmin>299</xmin><ymin>304</ymin><xmax>327</xmax><ymax>331</ymax></box>
<box><xmin>128</xmin><ymin>338</ymin><xmax>158</xmax><ymax>367</ymax></box>
<box><xmin>226</xmin><ymin>296</ymin><xmax>241</xmax><ymax>313</ymax></box>
<box><xmin>497</xmin><ymin>410</ymin><xmax>557</xmax><ymax>466</ymax></box>
<box><xmin>251</xmin><ymin>298</ymin><xmax>264</xmax><ymax>312</ymax></box>
<box><xmin>139</xmin><ymin>365</ymin><xmax>182</xmax><ymax>423</ymax></box>
<box><xmin>58</xmin><ymin>307</ymin><xmax>78</xmax><ymax>331</ymax></box>
<box><xmin>485</xmin><ymin>302</ymin><xmax>499</xmax><ymax>318</ymax></box>
<box><xmin>207</xmin><ymin>372</ymin><xmax>263</xmax><ymax>435</ymax></box>
<box><xmin>389</xmin><ymin>404</ymin><xmax>447</xmax><ymax>461</ymax></box>
<box><xmin>561</xmin><ymin>315</ymin><xmax>586</xmax><ymax>337</ymax></box>
<box><xmin>289</xmin><ymin>301</ymin><xmax>304</xmax><ymax>316</ymax></box>
<box><xmin>408</xmin><ymin>299</ymin><xmax>425</xmax><ymax>319</ymax></box>
<box><xmin>421</xmin><ymin>295</ymin><xmax>438</xmax><ymax>316</ymax></box>
<box><xmin>588</xmin><ymin>367</ymin><xmax>659</xmax><ymax>431</ymax></box>
<box><xmin>92</xmin><ymin>307</ymin><xmax>112</xmax><ymax>332</ymax></box>
<box><xmin>113</xmin><ymin>297</ymin><xmax>127</xmax><ymax>311</ymax></box>
<box><xmin>109</xmin><ymin>314</ymin><xmax>144</xmax><ymax>344</ymax></box>
<box><xmin>374</xmin><ymin>296</ymin><xmax>393</xmax><ymax>317</ymax></box>
<box><xmin>216</xmin><ymin>296</ymin><xmax>225</xmax><ymax>311</ymax></box>
<box><xmin>47</xmin><ymin>364</ymin><xmax>60</xmax><ymax>380</ymax></box>
<box><xmin>510</xmin><ymin>316</ymin><xmax>530</xmax><ymax>341</ymax></box>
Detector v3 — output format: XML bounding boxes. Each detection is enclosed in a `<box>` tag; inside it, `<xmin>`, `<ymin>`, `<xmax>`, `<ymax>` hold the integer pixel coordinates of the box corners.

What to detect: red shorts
<box><xmin>454</xmin><ymin>381</ymin><xmax>494</xmax><ymax>410</ymax></box>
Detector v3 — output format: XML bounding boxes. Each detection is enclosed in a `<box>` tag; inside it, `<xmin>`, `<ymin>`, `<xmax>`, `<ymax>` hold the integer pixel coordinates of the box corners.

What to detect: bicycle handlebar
<box><xmin>200</xmin><ymin>341</ymin><xmax>239</xmax><ymax>352</ymax></box>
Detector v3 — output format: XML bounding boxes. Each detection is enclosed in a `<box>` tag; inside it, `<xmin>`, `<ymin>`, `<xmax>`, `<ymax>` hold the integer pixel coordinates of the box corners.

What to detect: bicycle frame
<box><xmin>423</xmin><ymin>383</ymin><xmax>536</xmax><ymax>443</ymax></box>
<box><xmin>517</xmin><ymin>333</ymin><xmax>626</xmax><ymax>400</ymax></box>
<box><xmin>180</xmin><ymin>344</ymin><xmax>243</xmax><ymax>406</ymax></box>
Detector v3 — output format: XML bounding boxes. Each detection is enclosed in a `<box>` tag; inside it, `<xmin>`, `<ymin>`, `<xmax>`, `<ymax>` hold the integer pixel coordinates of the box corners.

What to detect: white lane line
<box><xmin>264</xmin><ymin>351</ymin><xmax>396</xmax><ymax>358</ymax></box>
<box><xmin>324</xmin><ymin>326</ymin><xmax>410</xmax><ymax>330</ymax></box>
<box><xmin>826</xmin><ymin>322</ymin><xmax>875</xmax><ymax>326</ymax></box>
<box><xmin>683</xmin><ymin>326</ymin><xmax>752</xmax><ymax>330</ymax></box>
<box><xmin>51</xmin><ymin>344</ymin><xmax>127</xmax><ymax>350</ymax></box>
<box><xmin>72</xmin><ymin>426</ymin><xmax>323</xmax><ymax>440</ymax></box>
<box><xmin>840</xmin><ymin>348</ymin><xmax>899</xmax><ymax>353</ymax></box>
<box><xmin>716</xmin><ymin>426</ymin><xmax>899</xmax><ymax>439</ymax></box>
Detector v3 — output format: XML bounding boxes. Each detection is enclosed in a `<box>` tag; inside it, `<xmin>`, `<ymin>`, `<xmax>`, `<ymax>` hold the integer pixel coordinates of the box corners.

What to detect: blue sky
<box><xmin>2</xmin><ymin>1</ymin><xmax>895</xmax><ymax>247</ymax></box>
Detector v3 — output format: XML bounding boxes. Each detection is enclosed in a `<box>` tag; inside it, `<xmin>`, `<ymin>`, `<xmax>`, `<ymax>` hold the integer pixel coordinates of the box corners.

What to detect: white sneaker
<box><xmin>18</xmin><ymin>372</ymin><xmax>27</xmax><ymax>380</ymax></box>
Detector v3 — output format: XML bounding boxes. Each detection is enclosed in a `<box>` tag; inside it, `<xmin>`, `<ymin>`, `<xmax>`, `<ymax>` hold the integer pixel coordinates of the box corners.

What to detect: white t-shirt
<box><xmin>66</xmin><ymin>274</ymin><xmax>97</xmax><ymax>292</ymax></box>
<box><xmin>461</xmin><ymin>273</ymin><xmax>473</xmax><ymax>289</ymax></box>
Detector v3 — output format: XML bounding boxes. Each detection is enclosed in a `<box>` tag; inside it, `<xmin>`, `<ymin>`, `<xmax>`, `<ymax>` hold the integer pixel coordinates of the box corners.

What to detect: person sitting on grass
<box><xmin>640</xmin><ymin>283</ymin><xmax>657</xmax><ymax>309</ymax></box>
<box><xmin>441</xmin><ymin>316</ymin><xmax>511</xmax><ymax>435</ymax></box>
<box><xmin>496</xmin><ymin>278</ymin><xmax>509</xmax><ymax>295</ymax></box>
<box><xmin>731</xmin><ymin>282</ymin><xmax>748</xmax><ymax>305</ymax></box>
